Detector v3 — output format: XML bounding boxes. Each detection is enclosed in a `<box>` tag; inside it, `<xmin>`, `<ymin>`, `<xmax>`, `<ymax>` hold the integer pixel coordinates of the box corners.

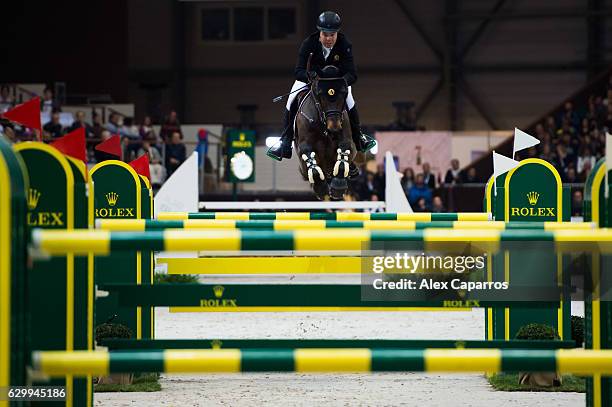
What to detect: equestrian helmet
<box><xmin>317</xmin><ymin>11</ymin><xmax>341</xmax><ymax>33</ymax></box>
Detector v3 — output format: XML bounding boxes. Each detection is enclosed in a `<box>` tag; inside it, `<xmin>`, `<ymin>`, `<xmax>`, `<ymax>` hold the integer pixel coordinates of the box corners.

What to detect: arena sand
<box><xmin>96</xmin><ymin>274</ymin><xmax>584</xmax><ymax>406</ymax></box>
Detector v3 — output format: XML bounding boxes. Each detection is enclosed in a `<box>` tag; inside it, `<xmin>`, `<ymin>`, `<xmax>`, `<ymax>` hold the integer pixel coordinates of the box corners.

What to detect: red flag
<box><xmin>129</xmin><ymin>153</ymin><xmax>151</xmax><ymax>180</ymax></box>
<box><xmin>94</xmin><ymin>134</ymin><xmax>122</xmax><ymax>159</ymax></box>
<box><xmin>51</xmin><ymin>127</ymin><xmax>87</xmax><ymax>163</ymax></box>
<box><xmin>1</xmin><ymin>97</ymin><xmax>42</xmax><ymax>136</ymax></box>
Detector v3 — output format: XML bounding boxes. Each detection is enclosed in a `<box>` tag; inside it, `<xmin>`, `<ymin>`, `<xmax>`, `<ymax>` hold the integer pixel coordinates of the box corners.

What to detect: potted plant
<box><xmin>95</xmin><ymin>320</ymin><xmax>133</xmax><ymax>385</ymax></box>
<box><xmin>515</xmin><ymin>323</ymin><xmax>562</xmax><ymax>387</ymax></box>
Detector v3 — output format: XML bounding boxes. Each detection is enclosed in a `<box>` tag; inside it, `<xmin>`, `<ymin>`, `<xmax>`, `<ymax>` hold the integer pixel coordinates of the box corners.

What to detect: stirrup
<box><xmin>266</xmin><ymin>138</ymin><xmax>292</xmax><ymax>161</ymax></box>
<box><xmin>266</xmin><ymin>144</ymin><xmax>284</xmax><ymax>161</ymax></box>
<box><xmin>356</xmin><ymin>132</ymin><xmax>376</xmax><ymax>153</ymax></box>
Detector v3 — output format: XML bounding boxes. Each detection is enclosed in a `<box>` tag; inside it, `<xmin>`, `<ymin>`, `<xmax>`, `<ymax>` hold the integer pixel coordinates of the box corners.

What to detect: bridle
<box><xmin>309</xmin><ymin>77</ymin><xmax>347</xmax><ymax>137</ymax></box>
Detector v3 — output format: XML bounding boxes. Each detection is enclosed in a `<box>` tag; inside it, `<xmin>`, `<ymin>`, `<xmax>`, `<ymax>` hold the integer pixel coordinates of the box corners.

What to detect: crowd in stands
<box><xmin>352</xmin><ymin>74</ymin><xmax>612</xmax><ymax>212</ymax></box>
<box><xmin>517</xmin><ymin>77</ymin><xmax>612</xmax><ymax>183</ymax></box>
<box><xmin>350</xmin><ymin>160</ymin><xmax>460</xmax><ymax>212</ymax></box>
<box><xmin>0</xmin><ymin>86</ymin><xmax>188</xmax><ymax>189</ymax></box>
<box><xmin>2</xmin><ymin>73</ymin><xmax>611</xmax><ymax>210</ymax></box>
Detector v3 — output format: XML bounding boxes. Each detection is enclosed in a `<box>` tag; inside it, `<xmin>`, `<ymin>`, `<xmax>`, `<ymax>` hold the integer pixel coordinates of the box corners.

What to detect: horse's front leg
<box><xmin>329</xmin><ymin>139</ymin><xmax>354</xmax><ymax>200</ymax></box>
<box><xmin>298</xmin><ymin>142</ymin><xmax>328</xmax><ymax>199</ymax></box>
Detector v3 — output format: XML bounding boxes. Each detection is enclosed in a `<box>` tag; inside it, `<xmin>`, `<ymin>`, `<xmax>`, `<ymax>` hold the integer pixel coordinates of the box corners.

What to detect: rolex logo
<box><xmin>527</xmin><ymin>191</ymin><xmax>539</xmax><ymax>206</ymax></box>
<box><xmin>106</xmin><ymin>192</ymin><xmax>119</xmax><ymax>206</ymax></box>
<box><xmin>200</xmin><ymin>285</ymin><xmax>236</xmax><ymax>308</ymax></box>
<box><xmin>27</xmin><ymin>188</ymin><xmax>41</xmax><ymax>210</ymax></box>
<box><xmin>213</xmin><ymin>285</ymin><xmax>224</xmax><ymax>298</ymax></box>
<box><xmin>210</xmin><ymin>339</ymin><xmax>222</xmax><ymax>349</ymax></box>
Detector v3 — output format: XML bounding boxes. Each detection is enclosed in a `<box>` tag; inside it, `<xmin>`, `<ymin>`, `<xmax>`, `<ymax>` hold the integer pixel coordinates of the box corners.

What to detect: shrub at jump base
<box><xmin>516</xmin><ymin>323</ymin><xmax>561</xmax><ymax>387</ymax></box>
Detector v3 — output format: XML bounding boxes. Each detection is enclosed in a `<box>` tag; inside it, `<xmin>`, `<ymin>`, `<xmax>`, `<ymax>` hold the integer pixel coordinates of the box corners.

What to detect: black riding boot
<box><xmin>267</xmin><ymin>105</ymin><xmax>297</xmax><ymax>161</ymax></box>
<box><xmin>348</xmin><ymin>106</ymin><xmax>376</xmax><ymax>153</ymax></box>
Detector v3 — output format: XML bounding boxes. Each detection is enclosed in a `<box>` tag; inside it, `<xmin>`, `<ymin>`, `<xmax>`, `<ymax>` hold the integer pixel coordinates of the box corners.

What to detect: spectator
<box><xmin>1</xmin><ymin>125</ymin><xmax>16</xmax><ymax>143</ymax></box>
<box><xmin>400</xmin><ymin>167</ymin><xmax>415</xmax><ymax>195</ymax></box>
<box><xmin>560</xmin><ymin>101</ymin><xmax>580</xmax><ymax>131</ymax></box>
<box><xmin>577</xmin><ymin>146</ymin><xmax>596</xmax><ymax>180</ymax></box>
<box><xmin>579</xmin><ymin>118</ymin><xmax>590</xmax><ymax>137</ymax></box>
<box><xmin>539</xmin><ymin>143</ymin><xmax>557</xmax><ymax>163</ymax></box>
<box><xmin>120</xmin><ymin>117</ymin><xmax>139</xmax><ymax>138</ymax></box>
<box><xmin>462</xmin><ymin>167</ymin><xmax>479</xmax><ymax>183</ymax></box>
<box><xmin>414</xmin><ymin>197</ymin><xmax>429</xmax><ymax>212</ymax></box>
<box><xmin>356</xmin><ymin>171</ymin><xmax>383</xmax><ymax>201</ymax></box>
<box><xmin>565</xmin><ymin>167</ymin><xmax>578</xmax><ymax>183</ymax></box>
<box><xmin>544</xmin><ymin>116</ymin><xmax>556</xmax><ymax>139</ymax></box>
<box><xmin>67</xmin><ymin>111</ymin><xmax>94</xmax><ymax>138</ymax></box>
<box><xmin>432</xmin><ymin>196</ymin><xmax>445</xmax><ymax>213</ymax></box>
<box><xmin>120</xmin><ymin>117</ymin><xmax>141</xmax><ymax>160</ymax></box>
<box><xmin>571</xmin><ymin>190</ymin><xmax>583</xmax><ymax>218</ymax></box>
<box><xmin>165</xmin><ymin>131</ymin><xmax>186</xmax><ymax>176</ymax></box>
<box><xmin>0</xmin><ymin>85</ymin><xmax>13</xmax><ymax>113</ymax></box>
<box><xmin>105</xmin><ymin>113</ymin><xmax>121</xmax><ymax>134</ymax></box>
<box><xmin>160</xmin><ymin>110</ymin><xmax>181</xmax><ymax>142</ymax></box>
<box><xmin>555</xmin><ymin>137</ymin><xmax>575</xmax><ymax>169</ymax></box>
<box><xmin>139</xmin><ymin>116</ymin><xmax>158</xmax><ymax>144</ymax></box>
<box><xmin>408</xmin><ymin>173</ymin><xmax>432</xmax><ymax>208</ymax></box>
<box><xmin>94</xmin><ymin>130</ymin><xmax>118</xmax><ymax>163</ymax></box>
<box><xmin>43</xmin><ymin>112</ymin><xmax>64</xmax><ymax>139</ymax></box>
<box><xmin>368</xmin><ymin>163</ymin><xmax>385</xmax><ymax>198</ymax></box>
<box><xmin>422</xmin><ymin>162</ymin><xmax>435</xmax><ymax>189</ymax></box>
<box><xmin>138</xmin><ymin>140</ymin><xmax>166</xmax><ymax>188</ymax></box>
<box><xmin>41</xmin><ymin>87</ymin><xmax>58</xmax><ymax>115</ymax></box>
<box><xmin>91</xmin><ymin>112</ymin><xmax>104</xmax><ymax>139</ymax></box>
<box><xmin>444</xmin><ymin>159</ymin><xmax>461</xmax><ymax>185</ymax></box>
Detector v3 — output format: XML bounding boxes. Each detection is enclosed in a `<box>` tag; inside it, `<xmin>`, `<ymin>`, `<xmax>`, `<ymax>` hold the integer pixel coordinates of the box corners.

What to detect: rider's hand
<box><xmin>307</xmin><ymin>71</ymin><xmax>318</xmax><ymax>81</ymax></box>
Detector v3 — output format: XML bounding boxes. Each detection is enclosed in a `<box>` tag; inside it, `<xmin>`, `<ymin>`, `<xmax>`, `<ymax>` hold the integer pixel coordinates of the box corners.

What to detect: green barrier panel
<box><xmin>0</xmin><ymin>136</ymin><xmax>28</xmax><ymax>390</ymax></box>
<box><xmin>14</xmin><ymin>142</ymin><xmax>93</xmax><ymax>407</ymax></box>
<box><xmin>583</xmin><ymin>157</ymin><xmax>612</xmax><ymax>407</ymax></box>
<box><xmin>101</xmin><ymin>338</ymin><xmax>576</xmax><ymax>351</ymax></box>
<box><xmin>90</xmin><ymin>160</ymin><xmax>151</xmax><ymax>342</ymax></box>
<box><xmin>584</xmin><ymin>158</ymin><xmax>607</xmax><ymax>226</ymax></box>
<box><xmin>100</xmin><ymin>283</ymin><xmax>563</xmax><ymax>309</ymax></box>
<box><xmin>139</xmin><ymin>175</ymin><xmax>154</xmax><ymax>340</ymax></box>
<box><xmin>484</xmin><ymin>158</ymin><xmax>571</xmax><ymax>344</ymax></box>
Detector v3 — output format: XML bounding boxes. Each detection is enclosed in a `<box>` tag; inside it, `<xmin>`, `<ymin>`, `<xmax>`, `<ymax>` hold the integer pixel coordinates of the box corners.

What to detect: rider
<box><xmin>267</xmin><ymin>11</ymin><xmax>376</xmax><ymax>161</ymax></box>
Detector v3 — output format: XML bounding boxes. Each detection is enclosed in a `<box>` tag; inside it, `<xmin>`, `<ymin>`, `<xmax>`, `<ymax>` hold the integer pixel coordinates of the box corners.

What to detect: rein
<box><xmin>306</xmin><ymin>77</ymin><xmax>347</xmax><ymax>137</ymax></box>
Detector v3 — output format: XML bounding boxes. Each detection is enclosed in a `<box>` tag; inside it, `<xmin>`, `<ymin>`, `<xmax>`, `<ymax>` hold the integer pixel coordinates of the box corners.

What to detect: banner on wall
<box><xmin>374</xmin><ymin>132</ymin><xmax>452</xmax><ymax>177</ymax></box>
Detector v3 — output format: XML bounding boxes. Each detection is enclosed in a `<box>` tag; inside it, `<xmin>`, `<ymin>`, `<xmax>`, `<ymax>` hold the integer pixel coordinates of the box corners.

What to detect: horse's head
<box><xmin>313</xmin><ymin>65</ymin><xmax>348</xmax><ymax>133</ymax></box>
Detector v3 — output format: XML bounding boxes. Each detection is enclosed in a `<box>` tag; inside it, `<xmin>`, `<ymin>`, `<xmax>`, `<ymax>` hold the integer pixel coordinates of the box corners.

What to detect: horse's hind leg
<box><xmin>298</xmin><ymin>142</ymin><xmax>328</xmax><ymax>200</ymax></box>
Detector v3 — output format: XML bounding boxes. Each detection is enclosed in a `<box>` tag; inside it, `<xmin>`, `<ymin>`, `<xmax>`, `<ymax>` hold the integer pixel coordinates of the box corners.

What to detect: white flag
<box><xmin>493</xmin><ymin>151</ymin><xmax>520</xmax><ymax>179</ymax></box>
<box><xmin>154</xmin><ymin>151</ymin><xmax>199</xmax><ymax>215</ymax></box>
<box><xmin>606</xmin><ymin>133</ymin><xmax>612</xmax><ymax>198</ymax></box>
<box><xmin>492</xmin><ymin>151</ymin><xmax>520</xmax><ymax>197</ymax></box>
<box><xmin>384</xmin><ymin>151</ymin><xmax>412</xmax><ymax>213</ymax></box>
<box><xmin>154</xmin><ymin>152</ymin><xmax>199</xmax><ymax>258</ymax></box>
<box><xmin>513</xmin><ymin>127</ymin><xmax>540</xmax><ymax>158</ymax></box>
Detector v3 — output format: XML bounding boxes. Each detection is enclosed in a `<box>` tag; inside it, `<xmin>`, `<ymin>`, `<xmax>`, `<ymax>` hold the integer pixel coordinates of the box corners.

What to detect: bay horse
<box><xmin>293</xmin><ymin>65</ymin><xmax>363</xmax><ymax>200</ymax></box>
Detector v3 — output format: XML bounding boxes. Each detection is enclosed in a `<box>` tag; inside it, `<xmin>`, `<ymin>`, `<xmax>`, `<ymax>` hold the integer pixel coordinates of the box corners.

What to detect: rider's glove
<box><xmin>307</xmin><ymin>71</ymin><xmax>318</xmax><ymax>82</ymax></box>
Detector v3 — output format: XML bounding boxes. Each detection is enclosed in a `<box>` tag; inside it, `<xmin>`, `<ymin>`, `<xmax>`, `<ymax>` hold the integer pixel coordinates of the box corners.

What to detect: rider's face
<box><xmin>319</xmin><ymin>31</ymin><xmax>337</xmax><ymax>48</ymax></box>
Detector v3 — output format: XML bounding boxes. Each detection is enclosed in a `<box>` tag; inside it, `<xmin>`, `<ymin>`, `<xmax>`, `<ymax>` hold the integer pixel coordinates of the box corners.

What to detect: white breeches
<box><xmin>286</xmin><ymin>80</ymin><xmax>355</xmax><ymax>110</ymax></box>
